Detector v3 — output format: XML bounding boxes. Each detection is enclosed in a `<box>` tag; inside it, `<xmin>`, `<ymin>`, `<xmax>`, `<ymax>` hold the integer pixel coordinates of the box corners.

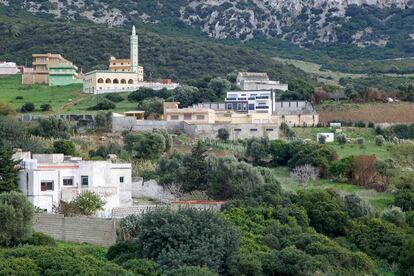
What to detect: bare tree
<box><xmin>290</xmin><ymin>164</ymin><xmax>319</xmax><ymax>188</ymax></box>
<box><xmin>160</xmin><ymin>183</ymin><xmax>184</xmax><ymax>202</ymax></box>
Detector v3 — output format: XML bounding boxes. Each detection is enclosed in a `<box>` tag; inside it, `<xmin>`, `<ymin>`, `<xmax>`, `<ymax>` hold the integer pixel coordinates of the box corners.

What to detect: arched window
<box><xmin>97</xmin><ymin>78</ymin><xmax>104</xmax><ymax>83</ymax></box>
<box><xmin>113</xmin><ymin>79</ymin><xmax>119</xmax><ymax>84</ymax></box>
<box><xmin>105</xmin><ymin>78</ymin><xmax>111</xmax><ymax>84</ymax></box>
<box><xmin>121</xmin><ymin>79</ymin><xmax>126</xmax><ymax>84</ymax></box>
<box><xmin>128</xmin><ymin>79</ymin><xmax>134</xmax><ymax>84</ymax></box>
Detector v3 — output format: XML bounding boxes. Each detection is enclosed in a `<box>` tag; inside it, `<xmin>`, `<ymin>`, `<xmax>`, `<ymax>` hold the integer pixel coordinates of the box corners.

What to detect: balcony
<box><xmin>256</xmin><ymin>96</ymin><xmax>269</xmax><ymax>99</ymax></box>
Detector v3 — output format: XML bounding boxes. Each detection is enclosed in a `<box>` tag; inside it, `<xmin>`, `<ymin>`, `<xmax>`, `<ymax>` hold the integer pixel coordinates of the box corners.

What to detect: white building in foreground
<box><xmin>14</xmin><ymin>152</ymin><xmax>132</xmax><ymax>216</ymax></box>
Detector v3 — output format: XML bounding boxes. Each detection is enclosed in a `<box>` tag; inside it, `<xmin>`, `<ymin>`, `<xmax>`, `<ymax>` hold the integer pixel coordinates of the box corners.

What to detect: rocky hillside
<box><xmin>2</xmin><ymin>0</ymin><xmax>414</xmax><ymax>49</ymax></box>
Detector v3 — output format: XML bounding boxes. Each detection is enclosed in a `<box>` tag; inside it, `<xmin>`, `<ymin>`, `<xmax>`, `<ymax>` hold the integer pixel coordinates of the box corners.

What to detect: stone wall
<box><xmin>112</xmin><ymin>117</ymin><xmax>184</xmax><ymax>132</ymax></box>
<box><xmin>183</xmin><ymin>123</ymin><xmax>279</xmax><ymax>140</ymax></box>
<box><xmin>33</xmin><ymin>213</ymin><xmax>118</xmax><ymax>247</ymax></box>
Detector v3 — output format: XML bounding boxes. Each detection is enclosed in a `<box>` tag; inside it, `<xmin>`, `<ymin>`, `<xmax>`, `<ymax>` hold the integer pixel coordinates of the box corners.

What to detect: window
<box><xmin>120</xmin><ymin>177</ymin><xmax>124</xmax><ymax>183</ymax></box>
<box><xmin>113</xmin><ymin>79</ymin><xmax>119</xmax><ymax>84</ymax></box>
<box><xmin>128</xmin><ymin>79</ymin><xmax>134</xmax><ymax>84</ymax></box>
<box><xmin>81</xmin><ymin>176</ymin><xmax>89</xmax><ymax>187</ymax></box>
<box><xmin>242</xmin><ymin>103</ymin><xmax>247</xmax><ymax>111</ymax></box>
<box><xmin>248</xmin><ymin>104</ymin><xmax>255</xmax><ymax>110</ymax></box>
<box><xmin>98</xmin><ymin>78</ymin><xmax>104</xmax><ymax>83</ymax></box>
<box><xmin>105</xmin><ymin>78</ymin><xmax>111</xmax><ymax>84</ymax></box>
<box><xmin>121</xmin><ymin>79</ymin><xmax>126</xmax><ymax>84</ymax></box>
<box><xmin>63</xmin><ymin>177</ymin><xmax>74</xmax><ymax>186</ymax></box>
<box><xmin>184</xmin><ymin>114</ymin><xmax>192</xmax><ymax>120</ymax></box>
<box><xmin>196</xmin><ymin>115</ymin><xmax>205</xmax><ymax>120</ymax></box>
<box><xmin>237</xmin><ymin>103</ymin><xmax>242</xmax><ymax>111</ymax></box>
<box><xmin>226</xmin><ymin>103</ymin><xmax>233</xmax><ymax>110</ymax></box>
<box><xmin>234</xmin><ymin>129</ymin><xmax>242</xmax><ymax>132</ymax></box>
<box><xmin>170</xmin><ymin>115</ymin><xmax>179</xmax><ymax>120</ymax></box>
<box><xmin>266</xmin><ymin>129</ymin><xmax>274</xmax><ymax>132</ymax></box>
<box><xmin>250</xmin><ymin>129</ymin><xmax>258</xmax><ymax>132</ymax></box>
<box><xmin>41</xmin><ymin>181</ymin><xmax>54</xmax><ymax>191</ymax></box>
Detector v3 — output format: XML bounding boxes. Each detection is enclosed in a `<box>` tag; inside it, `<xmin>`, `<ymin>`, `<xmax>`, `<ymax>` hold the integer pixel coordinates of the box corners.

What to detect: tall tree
<box><xmin>0</xmin><ymin>142</ymin><xmax>20</xmax><ymax>193</ymax></box>
<box><xmin>180</xmin><ymin>141</ymin><xmax>208</xmax><ymax>192</ymax></box>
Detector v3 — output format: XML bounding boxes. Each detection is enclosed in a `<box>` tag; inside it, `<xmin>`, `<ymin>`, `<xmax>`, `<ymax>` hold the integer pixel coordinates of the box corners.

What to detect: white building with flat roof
<box><xmin>0</xmin><ymin>62</ymin><xmax>19</xmax><ymax>75</ymax></box>
<box><xmin>15</xmin><ymin>152</ymin><xmax>132</xmax><ymax>216</ymax></box>
<box><xmin>236</xmin><ymin>72</ymin><xmax>288</xmax><ymax>91</ymax></box>
<box><xmin>225</xmin><ymin>90</ymin><xmax>276</xmax><ymax>114</ymax></box>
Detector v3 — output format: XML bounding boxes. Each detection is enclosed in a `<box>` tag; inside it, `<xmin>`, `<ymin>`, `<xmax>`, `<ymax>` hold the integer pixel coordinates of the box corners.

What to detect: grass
<box><xmin>293</xmin><ymin>127</ymin><xmax>394</xmax><ymax>160</ymax></box>
<box><xmin>272</xmin><ymin>167</ymin><xmax>394</xmax><ymax>211</ymax></box>
<box><xmin>0</xmin><ymin>75</ymin><xmax>138</xmax><ymax>114</ymax></box>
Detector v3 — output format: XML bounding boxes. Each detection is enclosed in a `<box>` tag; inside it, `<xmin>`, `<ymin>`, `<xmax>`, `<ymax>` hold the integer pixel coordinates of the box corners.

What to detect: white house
<box><xmin>225</xmin><ymin>90</ymin><xmax>276</xmax><ymax>114</ymax></box>
<box><xmin>0</xmin><ymin>62</ymin><xmax>19</xmax><ymax>75</ymax></box>
<box><xmin>15</xmin><ymin>152</ymin><xmax>132</xmax><ymax>216</ymax></box>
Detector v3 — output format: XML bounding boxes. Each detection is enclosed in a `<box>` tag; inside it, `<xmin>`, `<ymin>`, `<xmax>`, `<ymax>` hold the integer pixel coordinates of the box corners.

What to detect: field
<box><xmin>0</xmin><ymin>75</ymin><xmax>137</xmax><ymax>114</ymax></box>
<box><xmin>317</xmin><ymin>102</ymin><xmax>414</xmax><ymax>124</ymax></box>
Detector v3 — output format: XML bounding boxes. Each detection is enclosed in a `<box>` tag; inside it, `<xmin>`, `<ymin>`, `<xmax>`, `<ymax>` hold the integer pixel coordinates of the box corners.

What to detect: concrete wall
<box><xmin>33</xmin><ymin>213</ymin><xmax>118</xmax><ymax>247</ymax></box>
<box><xmin>131</xmin><ymin>178</ymin><xmax>174</xmax><ymax>202</ymax></box>
<box><xmin>183</xmin><ymin>123</ymin><xmax>279</xmax><ymax>140</ymax></box>
<box><xmin>112</xmin><ymin>116</ymin><xmax>184</xmax><ymax>132</ymax></box>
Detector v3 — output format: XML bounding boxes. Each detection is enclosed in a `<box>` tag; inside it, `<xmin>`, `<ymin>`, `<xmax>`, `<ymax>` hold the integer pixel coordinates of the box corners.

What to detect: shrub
<box><xmin>336</xmin><ymin>133</ymin><xmax>347</xmax><ymax>145</ymax></box>
<box><xmin>380</xmin><ymin>206</ymin><xmax>406</xmax><ymax>226</ymax></box>
<box><xmin>344</xmin><ymin>194</ymin><xmax>374</xmax><ymax>219</ymax></box>
<box><xmin>40</xmin><ymin>103</ymin><xmax>51</xmax><ymax>112</ymax></box>
<box><xmin>95</xmin><ymin>111</ymin><xmax>112</xmax><ymax>132</ymax></box>
<box><xmin>128</xmin><ymin>87</ymin><xmax>155</xmax><ymax>102</ymax></box>
<box><xmin>355</xmin><ymin>121</ymin><xmax>366</xmax><ymax>128</ymax></box>
<box><xmin>356</xmin><ymin>137</ymin><xmax>365</xmax><ymax>145</ymax></box>
<box><xmin>26</xmin><ymin>232</ymin><xmax>56</xmax><ymax>246</ymax></box>
<box><xmin>74</xmin><ymin>191</ymin><xmax>105</xmax><ymax>216</ymax></box>
<box><xmin>164</xmin><ymin>266</ymin><xmax>218</xmax><ymax>276</ymax></box>
<box><xmin>15</xmin><ymin>96</ymin><xmax>23</xmax><ymax>100</ymax></box>
<box><xmin>0</xmin><ymin>257</ymin><xmax>38</xmax><ymax>276</ymax></box>
<box><xmin>55</xmin><ymin>200</ymin><xmax>81</xmax><ymax>217</ymax></box>
<box><xmin>20</xmin><ymin>102</ymin><xmax>35</xmax><ymax>113</ymax></box>
<box><xmin>89</xmin><ymin>142</ymin><xmax>122</xmax><ymax>159</ymax></box>
<box><xmin>318</xmin><ymin>134</ymin><xmax>326</xmax><ymax>144</ymax></box>
<box><xmin>105</xmin><ymin>94</ymin><xmax>124</xmax><ymax>103</ymax></box>
<box><xmin>88</xmin><ymin>99</ymin><xmax>116</xmax><ymax>110</ymax></box>
<box><xmin>0</xmin><ymin>101</ymin><xmax>18</xmax><ymax>116</ymax></box>
<box><xmin>280</xmin><ymin>122</ymin><xmax>296</xmax><ymax>137</ymax></box>
<box><xmin>217</xmin><ymin>128</ymin><xmax>230</xmax><ymax>141</ymax></box>
<box><xmin>53</xmin><ymin>140</ymin><xmax>76</xmax><ymax>156</ymax></box>
<box><xmin>31</xmin><ymin>117</ymin><xmax>71</xmax><ymax>139</ymax></box>
<box><xmin>0</xmin><ymin>192</ymin><xmax>34</xmax><ymax>246</ymax></box>
<box><xmin>123</xmin><ymin>132</ymin><xmax>167</xmax><ymax>159</ymax></box>
<box><xmin>375</xmin><ymin>135</ymin><xmax>385</xmax><ymax>146</ymax></box>
<box><xmin>368</xmin><ymin>122</ymin><xmax>375</xmax><ymax>128</ymax></box>
<box><xmin>122</xmin><ymin>259</ymin><xmax>160</xmax><ymax>276</ymax></box>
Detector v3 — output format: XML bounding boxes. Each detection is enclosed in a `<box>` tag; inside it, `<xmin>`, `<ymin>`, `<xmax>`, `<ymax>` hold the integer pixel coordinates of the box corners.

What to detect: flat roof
<box><xmin>84</xmin><ymin>70</ymin><xmax>138</xmax><ymax>76</ymax></box>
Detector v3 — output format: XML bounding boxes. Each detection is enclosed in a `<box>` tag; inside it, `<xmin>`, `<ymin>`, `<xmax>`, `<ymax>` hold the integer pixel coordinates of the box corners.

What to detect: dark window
<box><xmin>120</xmin><ymin>177</ymin><xmax>124</xmax><ymax>183</ymax></box>
<box><xmin>266</xmin><ymin>129</ymin><xmax>274</xmax><ymax>132</ymax></box>
<box><xmin>41</xmin><ymin>181</ymin><xmax>54</xmax><ymax>191</ymax></box>
<box><xmin>81</xmin><ymin>176</ymin><xmax>89</xmax><ymax>186</ymax></box>
<box><xmin>248</xmin><ymin>104</ymin><xmax>255</xmax><ymax>110</ymax></box>
<box><xmin>250</xmin><ymin>129</ymin><xmax>258</xmax><ymax>132</ymax></box>
<box><xmin>234</xmin><ymin>129</ymin><xmax>242</xmax><ymax>132</ymax></box>
<box><xmin>63</xmin><ymin>177</ymin><xmax>73</xmax><ymax>186</ymax></box>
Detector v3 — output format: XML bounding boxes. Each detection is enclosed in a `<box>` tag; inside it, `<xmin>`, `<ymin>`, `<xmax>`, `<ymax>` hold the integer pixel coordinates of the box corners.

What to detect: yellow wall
<box><xmin>83</xmin><ymin>71</ymin><xmax>139</xmax><ymax>93</ymax></box>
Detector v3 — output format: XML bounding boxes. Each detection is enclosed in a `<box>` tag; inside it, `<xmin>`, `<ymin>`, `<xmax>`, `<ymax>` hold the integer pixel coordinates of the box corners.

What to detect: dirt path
<box><xmin>59</xmin><ymin>93</ymin><xmax>87</xmax><ymax>113</ymax></box>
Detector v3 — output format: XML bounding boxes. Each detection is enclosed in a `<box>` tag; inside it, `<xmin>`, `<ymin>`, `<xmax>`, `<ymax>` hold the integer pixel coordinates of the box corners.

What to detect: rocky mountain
<box><xmin>2</xmin><ymin>0</ymin><xmax>414</xmax><ymax>50</ymax></box>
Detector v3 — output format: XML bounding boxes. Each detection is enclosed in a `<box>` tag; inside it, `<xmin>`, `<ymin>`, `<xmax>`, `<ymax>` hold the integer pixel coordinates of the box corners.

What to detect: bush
<box><xmin>0</xmin><ymin>192</ymin><xmax>34</xmax><ymax>246</ymax></box>
<box><xmin>0</xmin><ymin>257</ymin><xmax>38</xmax><ymax>276</ymax></box>
<box><xmin>344</xmin><ymin>194</ymin><xmax>374</xmax><ymax>219</ymax></box>
<box><xmin>128</xmin><ymin>87</ymin><xmax>155</xmax><ymax>102</ymax></box>
<box><xmin>20</xmin><ymin>102</ymin><xmax>35</xmax><ymax>113</ymax></box>
<box><xmin>336</xmin><ymin>133</ymin><xmax>347</xmax><ymax>145</ymax></box>
<box><xmin>89</xmin><ymin>142</ymin><xmax>122</xmax><ymax>159</ymax></box>
<box><xmin>74</xmin><ymin>191</ymin><xmax>105</xmax><ymax>216</ymax></box>
<box><xmin>164</xmin><ymin>266</ymin><xmax>218</xmax><ymax>276</ymax></box>
<box><xmin>137</xmin><ymin>97</ymin><xmax>164</xmax><ymax>119</ymax></box>
<box><xmin>95</xmin><ymin>111</ymin><xmax>112</xmax><ymax>132</ymax></box>
<box><xmin>40</xmin><ymin>103</ymin><xmax>51</xmax><ymax>112</ymax></box>
<box><xmin>26</xmin><ymin>232</ymin><xmax>56</xmax><ymax>246</ymax></box>
<box><xmin>355</xmin><ymin>121</ymin><xmax>366</xmax><ymax>128</ymax></box>
<box><xmin>318</xmin><ymin>134</ymin><xmax>326</xmax><ymax>144</ymax></box>
<box><xmin>0</xmin><ymin>101</ymin><xmax>18</xmax><ymax>116</ymax></box>
<box><xmin>368</xmin><ymin>122</ymin><xmax>375</xmax><ymax>128</ymax></box>
<box><xmin>375</xmin><ymin>135</ymin><xmax>385</xmax><ymax>146</ymax></box>
<box><xmin>88</xmin><ymin>99</ymin><xmax>116</xmax><ymax>110</ymax></box>
<box><xmin>105</xmin><ymin>94</ymin><xmax>124</xmax><ymax>103</ymax></box>
<box><xmin>217</xmin><ymin>128</ymin><xmax>229</xmax><ymax>141</ymax></box>
<box><xmin>55</xmin><ymin>200</ymin><xmax>81</xmax><ymax>217</ymax></box>
<box><xmin>380</xmin><ymin>206</ymin><xmax>406</xmax><ymax>227</ymax></box>
<box><xmin>53</xmin><ymin>140</ymin><xmax>76</xmax><ymax>156</ymax></box>
<box><xmin>356</xmin><ymin>137</ymin><xmax>365</xmax><ymax>145</ymax></box>
<box><xmin>280</xmin><ymin>122</ymin><xmax>296</xmax><ymax>137</ymax></box>
<box><xmin>123</xmin><ymin>132</ymin><xmax>167</xmax><ymax>159</ymax></box>
<box><xmin>122</xmin><ymin>259</ymin><xmax>160</xmax><ymax>276</ymax></box>
<box><xmin>114</xmin><ymin>208</ymin><xmax>240</xmax><ymax>273</ymax></box>
<box><xmin>15</xmin><ymin>96</ymin><xmax>23</xmax><ymax>100</ymax></box>
<box><xmin>31</xmin><ymin>117</ymin><xmax>71</xmax><ymax>139</ymax></box>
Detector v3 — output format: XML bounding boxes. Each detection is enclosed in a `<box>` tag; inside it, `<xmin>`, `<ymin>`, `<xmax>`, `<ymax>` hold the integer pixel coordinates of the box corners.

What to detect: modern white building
<box><xmin>15</xmin><ymin>152</ymin><xmax>132</xmax><ymax>216</ymax></box>
<box><xmin>0</xmin><ymin>62</ymin><xmax>19</xmax><ymax>75</ymax></box>
<box><xmin>236</xmin><ymin>72</ymin><xmax>288</xmax><ymax>91</ymax></box>
<box><xmin>225</xmin><ymin>90</ymin><xmax>276</xmax><ymax>114</ymax></box>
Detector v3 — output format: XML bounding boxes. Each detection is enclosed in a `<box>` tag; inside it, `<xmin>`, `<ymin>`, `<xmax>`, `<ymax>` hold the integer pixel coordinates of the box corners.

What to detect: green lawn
<box><xmin>293</xmin><ymin>127</ymin><xmax>394</xmax><ymax>160</ymax></box>
<box><xmin>272</xmin><ymin>167</ymin><xmax>394</xmax><ymax>211</ymax></box>
<box><xmin>0</xmin><ymin>75</ymin><xmax>138</xmax><ymax>114</ymax></box>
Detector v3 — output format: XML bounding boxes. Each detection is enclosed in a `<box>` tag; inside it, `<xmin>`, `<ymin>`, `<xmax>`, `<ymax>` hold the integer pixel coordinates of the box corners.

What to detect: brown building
<box><xmin>109</xmin><ymin>56</ymin><xmax>144</xmax><ymax>82</ymax></box>
<box><xmin>22</xmin><ymin>53</ymin><xmax>74</xmax><ymax>85</ymax></box>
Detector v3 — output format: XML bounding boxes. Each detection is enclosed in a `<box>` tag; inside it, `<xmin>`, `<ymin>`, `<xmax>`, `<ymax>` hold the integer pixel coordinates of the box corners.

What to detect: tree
<box><xmin>290</xmin><ymin>164</ymin><xmax>318</xmax><ymax>187</ymax></box>
<box><xmin>40</xmin><ymin>104</ymin><xmax>51</xmax><ymax>112</ymax></box>
<box><xmin>128</xmin><ymin>87</ymin><xmax>156</xmax><ymax>102</ymax></box>
<box><xmin>0</xmin><ymin>101</ymin><xmax>17</xmax><ymax>116</ymax></box>
<box><xmin>113</xmin><ymin>208</ymin><xmax>240</xmax><ymax>273</ymax></box>
<box><xmin>122</xmin><ymin>259</ymin><xmax>160</xmax><ymax>276</ymax></box>
<box><xmin>0</xmin><ymin>192</ymin><xmax>34</xmax><ymax>246</ymax></box>
<box><xmin>88</xmin><ymin>99</ymin><xmax>116</xmax><ymax>110</ymax></box>
<box><xmin>318</xmin><ymin>134</ymin><xmax>326</xmax><ymax>144</ymax></box>
<box><xmin>375</xmin><ymin>135</ymin><xmax>385</xmax><ymax>146</ymax></box>
<box><xmin>169</xmin><ymin>85</ymin><xmax>201</xmax><ymax>107</ymax></box>
<box><xmin>207</xmin><ymin>77</ymin><xmax>231</xmax><ymax>99</ymax></box>
<box><xmin>137</xmin><ymin>97</ymin><xmax>164</xmax><ymax>119</ymax></box>
<box><xmin>94</xmin><ymin>111</ymin><xmax>112</xmax><ymax>132</ymax></box>
<box><xmin>380</xmin><ymin>206</ymin><xmax>406</xmax><ymax>227</ymax></box>
<box><xmin>180</xmin><ymin>141</ymin><xmax>208</xmax><ymax>192</ymax></box>
<box><xmin>20</xmin><ymin>102</ymin><xmax>35</xmax><ymax>113</ymax></box>
<box><xmin>0</xmin><ymin>143</ymin><xmax>20</xmax><ymax>193</ymax></box>
<box><xmin>53</xmin><ymin>140</ymin><xmax>76</xmax><ymax>156</ymax></box>
<box><xmin>344</xmin><ymin>194</ymin><xmax>374</xmax><ymax>219</ymax></box>
<box><xmin>245</xmin><ymin>137</ymin><xmax>271</xmax><ymax>164</ymax></box>
<box><xmin>105</xmin><ymin>94</ymin><xmax>124</xmax><ymax>103</ymax></box>
<box><xmin>336</xmin><ymin>133</ymin><xmax>347</xmax><ymax>144</ymax></box>
<box><xmin>399</xmin><ymin>238</ymin><xmax>414</xmax><ymax>276</ymax></box>
<box><xmin>164</xmin><ymin>266</ymin><xmax>218</xmax><ymax>276</ymax></box>
<box><xmin>350</xmin><ymin>155</ymin><xmax>377</xmax><ymax>187</ymax></box>
<box><xmin>73</xmin><ymin>191</ymin><xmax>105</xmax><ymax>216</ymax></box>
<box><xmin>124</xmin><ymin>132</ymin><xmax>166</xmax><ymax>159</ymax></box>
<box><xmin>270</xmin><ymin>140</ymin><xmax>295</xmax><ymax>165</ymax></box>
<box><xmin>217</xmin><ymin>128</ymin><xmax>229</xmax><ymax>141</ymax></box>
<box><xmin>31</xmin><ymin>117</ymin><xmax>71</xmax><ymax>139</ymax></box>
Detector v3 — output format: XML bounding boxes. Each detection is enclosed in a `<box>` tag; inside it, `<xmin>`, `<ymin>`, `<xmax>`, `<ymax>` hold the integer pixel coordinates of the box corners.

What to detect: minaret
<box><xmin>130</xmin><ymin>25</ymin><xmax>139</xmax><ymax>73</ymax></box>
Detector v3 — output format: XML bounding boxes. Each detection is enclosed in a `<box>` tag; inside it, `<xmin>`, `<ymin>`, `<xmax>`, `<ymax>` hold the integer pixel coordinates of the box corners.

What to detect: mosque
<box><xmin>83</xmin><ymin>26</ymin><xmax>178</xmax><ymax>94</ymax></box>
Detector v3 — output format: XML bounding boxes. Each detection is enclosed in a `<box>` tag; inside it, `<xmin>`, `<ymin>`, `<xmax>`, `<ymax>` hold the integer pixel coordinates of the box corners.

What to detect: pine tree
<box><xmin>181</xmin><ymin>141</ymin><xmax>208</xmax><ymax>192</ymax></box>
<box><xmin>0</xmin><ymin>142</ymin><xmax>20</xmax><ymax>193</ymax></box>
